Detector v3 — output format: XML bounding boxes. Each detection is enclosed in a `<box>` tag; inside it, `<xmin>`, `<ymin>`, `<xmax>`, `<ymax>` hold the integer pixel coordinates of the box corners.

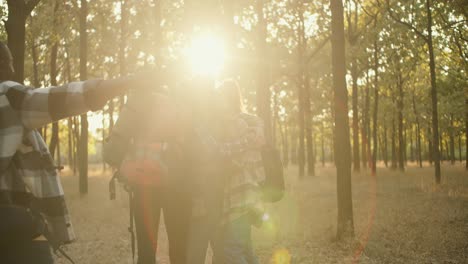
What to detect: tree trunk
<box><xmin>5</xmin><ymin>0</ymin><xmax>41</xmax><ymax>83</ymax></box>
<box><xmin>79</xmin><ymin>0</ymin><xmax>88</xmax><ymax>194</ymax></box>
<box><xmin>397</xmin><ymin>69</ymin><xmax>405</xmax><ymax>171</ymax></box>
<box><xmin>410</xmin><ymin>126</ymin><xmax>414</xmax><ymax>162</ymax></box>
<box><xmin>391</xmin><ymin>113</ymin><xmax>397</xmax><ymax>170</ymax></box>
<box><xmin>426</xmin><ymin>0</ymin><xmax>441</xmax><ymax>183</ymax></box>
<box><xmin>255</xmin><ymin>0</ymin><xmax>272</xmax><ymax>143</ymax></box>
<box><xmin>371</xmin><ymin>37</ymin><xmax>379</xmax><ymax>175</ymax></box>
<box><xmin>383</xmin><ymin>123</ymin><xmax>388</xmax><ymax>167</ymax></box>
<box><xmin>449</xmin><ymin>114</ymin><xmax>455</xmax><ymax>165</ymax></box>
<box><xmin>351</xmin><ymin>60</ymin><xmax>360</xmax><ymax>172</ymax></box>
<box><xmin>291</xmin><ymin>127</ymin><xmax>298</xmax><ymax>165</ymax></box>
<box><xmin>330</xmin><ymin>0</ymin><xmax>354</xmax><ymax>239</ymax></box>
<box><xmin>428</xmin><ymin>123</ymin><xmax>433</xmax><ymax>164</ymax></box>
<box><xmin>458</xmin><ymin>133</ymin><xmax>462</xmax><ymax>163</ymax></box>
<box><xmin>322</xmin><ymin>122</ymin><xmax>326</xmax><ymax>167</ymax></box>
<box><xmin>362</xmin><ymin>74</ymin><xmax>370</xmax><ymax>169</ymax></box>
<box><xmin>48</xmin><ymin>0</ymin><xmax>60</xmax><ymax>159</ymax></box>
<box><xmin>413</xmin><ymin>95</ymin><xmax>423</xmax><ymax>167</ymax></box>
<box><xmin>465</xmin><ymin>98</ymin><xmax>468</xmax><ymax>170</ymax></box>
<box><xmin>280</xmin><ymin>123</ymin><xmax>289</xmax><ymax>167</ymax></box>
<box><xmin>68</xmin><ymin>118</ymin><xmax>73</xmax><ymax>169</ymax></box>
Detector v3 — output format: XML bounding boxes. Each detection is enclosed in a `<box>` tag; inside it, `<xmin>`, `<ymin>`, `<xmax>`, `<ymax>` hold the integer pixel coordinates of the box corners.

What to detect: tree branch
<box><xmin>382</xmin><ymin>0</ymin><xmax>428</xmax><ymax>42</ymax></box>
<box><xmin>26</xmin><ymin>0</ymin><xmax>41</xmax><ymax>15</ymax></box>
<box><xmin>306</xmin><ymin>35</ymin><xmax>331</xmax><ymax>64</ymax></box>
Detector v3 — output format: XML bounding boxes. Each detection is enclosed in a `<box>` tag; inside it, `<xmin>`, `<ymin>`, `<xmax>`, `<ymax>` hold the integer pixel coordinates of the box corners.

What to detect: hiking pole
<box><xmin>128</xmin><ymin>190</ymin><xmax>136</xmax><ymax>264</ymax></box>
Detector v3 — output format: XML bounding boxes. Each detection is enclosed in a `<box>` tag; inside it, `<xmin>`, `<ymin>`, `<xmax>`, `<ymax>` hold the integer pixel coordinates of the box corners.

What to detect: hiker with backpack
<box><xmin>0</xmin><ymin>41</ymin><xmax>154</xmax><ymax>264</ymax></box>
<box><xmin>103</xmin><ymin>80</ymin><xmax>196</xmax><ymax>264</ymax></box>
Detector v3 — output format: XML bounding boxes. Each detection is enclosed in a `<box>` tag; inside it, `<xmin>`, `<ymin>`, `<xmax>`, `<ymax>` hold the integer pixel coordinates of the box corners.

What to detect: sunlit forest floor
<box><xmin>55</xmin><ymin>163</ymin><xmax>468</xmax><ymax>264</ymax></box>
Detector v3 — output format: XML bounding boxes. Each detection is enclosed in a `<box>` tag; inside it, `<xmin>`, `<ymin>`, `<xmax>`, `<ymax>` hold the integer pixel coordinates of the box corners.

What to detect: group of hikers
<box><xmin>0</xmin><ymin>41</ymin><xmax>284</xmax><ymax>264</ymax></box>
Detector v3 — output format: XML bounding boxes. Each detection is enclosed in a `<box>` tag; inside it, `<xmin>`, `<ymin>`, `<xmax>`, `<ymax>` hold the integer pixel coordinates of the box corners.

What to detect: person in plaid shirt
<box><xmin>0</xmin><ymin>42</ymin><xmax>147</xmax><ymax>263</ymax></box>
<box><xmin>209</xmin><ymin>80</ymin><xmax>265</xmax><ymax>264</ymax></box>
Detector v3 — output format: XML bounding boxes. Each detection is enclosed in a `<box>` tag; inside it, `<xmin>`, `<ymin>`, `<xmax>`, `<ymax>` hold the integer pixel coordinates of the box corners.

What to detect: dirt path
<box><xmin>55</xmin><ymin>163</ymin><xmax>468</xmax><ymax>264</ymax></box>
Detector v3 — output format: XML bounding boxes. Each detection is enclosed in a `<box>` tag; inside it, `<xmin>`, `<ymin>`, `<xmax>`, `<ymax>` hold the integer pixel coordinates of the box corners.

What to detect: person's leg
<box><xmin>163</xmin><ymin>187</ymin><xmax>191</xmax><ymax>264</ymax></box>
<box><xmin>133</xmin><ymin>186</ymin><xmax>162</xmax><ymax>264</ymax></box>
<box><xmin>212</xmin><ymin>215</ymin><xmax>259</xmax><ymax>264</ymax></box>
<box><xmin>1</xmin><ymin>240</ymin><xmax>54</xmax><ymax>264</ymax></box>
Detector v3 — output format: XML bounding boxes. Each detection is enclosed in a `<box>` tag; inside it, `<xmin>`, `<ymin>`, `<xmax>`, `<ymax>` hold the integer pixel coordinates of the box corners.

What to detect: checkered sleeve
<box><xmin>5</xmin><ymin>79</ymin><xmax>127</xmax><ymax>129</ymax></box>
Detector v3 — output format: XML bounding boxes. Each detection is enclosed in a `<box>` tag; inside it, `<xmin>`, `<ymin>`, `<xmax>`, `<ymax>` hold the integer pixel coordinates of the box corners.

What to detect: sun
<box><xmin>186</xmin><ymin>33</ymin><xmax>225</xmax><ymax>76</ymax></box>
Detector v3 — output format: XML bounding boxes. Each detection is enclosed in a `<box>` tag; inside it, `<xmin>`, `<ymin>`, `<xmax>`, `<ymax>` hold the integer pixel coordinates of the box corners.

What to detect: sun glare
<box><xmin>186</xmin><ymin>34</ymin><xmax>225</xmax><ymax>76</ymax></box>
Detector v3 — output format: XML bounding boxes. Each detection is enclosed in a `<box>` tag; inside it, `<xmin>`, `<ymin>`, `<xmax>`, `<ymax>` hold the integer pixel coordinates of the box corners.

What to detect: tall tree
<box><xmin>79</xmin><ymin>0</ymin><xmax>88</xmax><ymax>194</ymax></box>
<box><xmin>5</xmin><ymin>0</ymin><xmax>41</xmax><ymax>83</ymax></box>
<box><xmin>385</xmin><ymin>0</ymin><xmax>441</xmax><ymax>183</ymax></box>
<box><xmin>255</xmin><ymin>0</ymin><xmax>273</xmax><ymax>143</ymax></box>
<box><xmin>330</xmin><ymin>0</ymin><xmax>354</xmax><ymax>239</ymax></box>
<box><xmin>48</xmin><ymin>0</ymin><xmax>60</xmax><ymax>160</ymax></box>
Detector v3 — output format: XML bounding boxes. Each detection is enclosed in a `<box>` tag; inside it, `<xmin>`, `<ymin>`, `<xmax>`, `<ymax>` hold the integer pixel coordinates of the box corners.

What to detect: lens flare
<box><xmin>271</xmin><ymin>248</ymin><xmax>291</xmax><ymax>264</ymax></box>
<box><xmin>186</xmin><ymin>33</ymin><xmax>225</xmax><ymax>76</ymax></box>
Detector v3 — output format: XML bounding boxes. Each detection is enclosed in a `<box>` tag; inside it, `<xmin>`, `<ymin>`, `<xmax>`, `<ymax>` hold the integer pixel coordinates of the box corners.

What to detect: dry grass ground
<box><xmin>55</xmin><ymin>163</ymin><xmax>468</xmax><ymax>264</ymax></box>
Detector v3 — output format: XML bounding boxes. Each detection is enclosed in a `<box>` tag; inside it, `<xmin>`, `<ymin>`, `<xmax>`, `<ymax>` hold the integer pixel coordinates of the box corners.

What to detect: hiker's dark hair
<box><xmin>218</xmin><ymin>79</ymin><xmax>244</xmax><ymax>113</ymax></box>
<box><xmin>0</xmin><ymin>42</ymin><xmax>14</xmax><ymax>81</ymax></box>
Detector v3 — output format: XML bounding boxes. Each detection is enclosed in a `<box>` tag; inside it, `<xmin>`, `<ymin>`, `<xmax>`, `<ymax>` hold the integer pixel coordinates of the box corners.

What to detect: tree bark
<box><xmin>426</xmin><ymin>0</ymin><xmax>441</xmax><ymax>183</ymax></box>
<box><xmin>397</xmin><ymin>65</ymin><xmax>405</xmax><ymax>171</ymax></box>
<box><xmin>5</xmin><ymin>0</ymin><xmax>41</xmax><ymax>83</ymax></box>
<box><xmin>458</xmin><ymin>133</ymin><xmax>462</xmax><ymax>163</ymax></box>
<box><xmin>449</xmin><ymin>114</ymin><xmax>455</xmax><ymax>165</ymax></box>
<box><xmin>330</xmin><ymin>0</ymin><xmax>354</xmax><ymax>239</ymax></box>
<box><xmin>383</xmin><ymin>123</ymin><xmax>388</xmax><ymax>167</ymax></box>
<box><xmin>48</xmin><ymin>0</ymin><xmax>60</xmax><ymax>160</ymax></box>
<box><xmin>391</xmin><ymin>111</ymin><xmax>397</xmax><ymax>170</ymax></box>
<box><xmin>413</xmin><ymin>95</ymin><xmax>423</xmax><ymax>167</ymax></box>
<box><xmin>465</xmin><ymin>98</ymin><xmax>468</xmax><ymax>170</ymax></box>
<box><xmin>428</xmin><ymin>123</ymin><xmax>433</xmax><ymax>164</ymax></box>
<box><xmin>371</xmin><ymin>37</ymin><xmax>379</xmax><ymax>175</ymax></box>
<box><xmin>351</xmin><ymin>60</ymin><xmax>360</xmax><ymax>172</ymax></box>
<box><xmin>79</xmin><ymin>0</ymin><xmax>88</xmax><ymax>194</ymax></box>
<box><xmin>255</xmin><ymin>0</ymin><xmax>272</xmax><ymax>143</ymax></box>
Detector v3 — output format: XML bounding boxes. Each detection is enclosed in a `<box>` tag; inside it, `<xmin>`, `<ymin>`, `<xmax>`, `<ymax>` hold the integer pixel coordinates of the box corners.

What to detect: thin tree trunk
<box><xmin>48</xmin><ymin>0</ymin><xmax>60</xmax><ymax>159</ymax></box>
<box><xmin>322</xmin><ymin>122</ymin><xmax>326</xmax><ymax>167</ymax></box>
<box><xmin>413</xmin><ymin>95</ymin><xmax>423</xmax><ymax>167</ymax></box>
<box><xmin>449</xmin><ymin>114</ymin><xmax>455</xmax><ymax>165</ymax></box>
<box><xmin>391</xmin><ymin>112</ymin><xmax>397</xmax><ymax>170</ymax></box>
<box><xmin>79</xmin><ymin>0</ymin><xmax>89</xmax><ymax>194</ymax></box>
<box><xmin>330</xmin><ymin>0</ymin><xmax>354</xmax><ymax>239</ymax></box>
<box><xmin>291</xmin><ymin>127</ymin><xmax>298</xmax><ymax>165</ymax></box>
<box><xmin>426</xmin><ymin>0</ymin><xmax>441</xmax><ymax>183</ymax></box>
<box><xmin>465</xmin><ymin>98</ymin><xmax>468</xmax><ymax>170</ymax></box>
<box><xmin>458</xmin><ymin>133</ymin><xmax>462</xmax><ymax>163</ymax></box>
<box><xmin>255</xmin><ymin>0</ymin><xmax>272</xmax><ymax>143</ymax></box>
<box><xmin>371</xmin><ymin>36</ymin><xmax>379</xmax><ymax>175</ymax></box>
<box><xmin>397</xmin><ymin>64</ymin><xmax>405</xmax><ymax>171</ymax></box>
<box><xmin>428</xmin><ymin>123</ymin><xmax>433</xmax><ymax>164</ymax></box>
<box><xmin>362</xmin><ymin>73</ymin><xmax>370</xmax><ymax>169</ymax></box>
<box><xmin>68</xmin><ymin>118</ymin><xmax>73</xmax><ymax>170</ymax></box>
<box><xmin>351</xmin><ymin>60</ymin><xmax>360</xmax><ymax>172</ymax></box>
<box><xmin>410</xmin><ymin>126</ymin><xmax>414</xmax><ymax>162</ymax></box>
<box><xmin>305</xmin><ymin>80</ymin><xmax>314</xmax><ymax>176</ymax></box>
<box><xmin>383</xmin><ymin>123</ymin><xmax>388</xmax><ymax>167</ymax></box>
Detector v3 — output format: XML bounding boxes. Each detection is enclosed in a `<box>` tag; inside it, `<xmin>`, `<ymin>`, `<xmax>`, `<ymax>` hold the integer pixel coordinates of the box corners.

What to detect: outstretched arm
<box><xmin>5</xmin><ymin>77</ymin><xmax>132</xmax><ymax>129</ymax></box>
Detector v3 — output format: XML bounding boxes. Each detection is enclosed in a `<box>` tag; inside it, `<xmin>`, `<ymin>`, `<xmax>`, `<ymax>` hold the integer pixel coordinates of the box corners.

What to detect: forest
<box><xmin>0</xmin><ymin>0</ymin><xmax>467</xmax><ymax>263</ymax></box>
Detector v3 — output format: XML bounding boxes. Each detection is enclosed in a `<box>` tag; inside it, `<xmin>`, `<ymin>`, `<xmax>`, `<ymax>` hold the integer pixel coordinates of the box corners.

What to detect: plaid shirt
<box><xmin>221</xmin><ymin>113</ymin><xmax>266</xmax><ymax>224</ymax></box>
<box><xmin>0</xmin><ymin>79</ymin><xmax>120</xmax><ymax>245</ymax></box>
<box><xmin>194</xmin><ymin>113</ymin><xmax>266</xmax><ymax>223</ymax></box>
